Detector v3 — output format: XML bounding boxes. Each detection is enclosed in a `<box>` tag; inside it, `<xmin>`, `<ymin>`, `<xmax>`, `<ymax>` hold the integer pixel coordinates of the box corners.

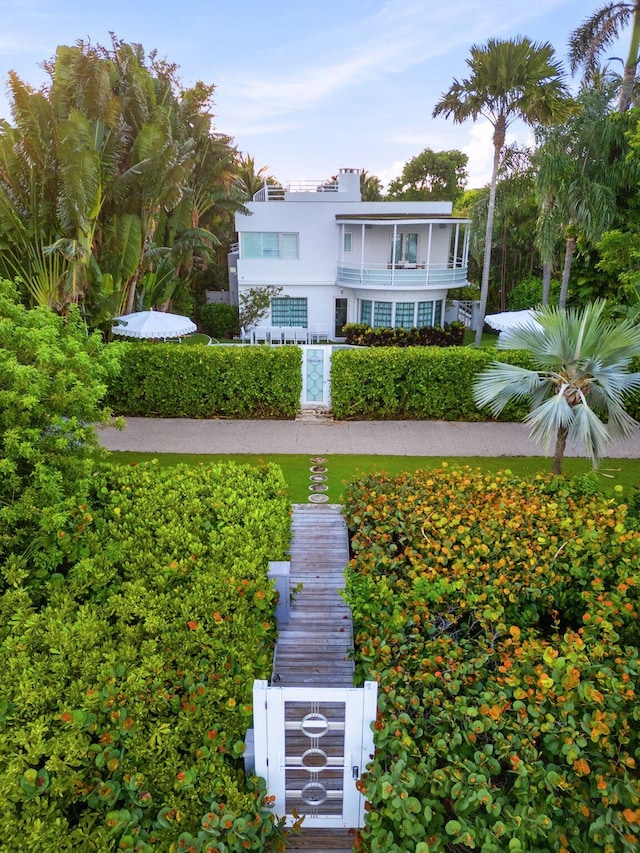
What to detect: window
<box><xmin>359</xmin><ymin>299</ymin><xmax>372</xmax><ymax>325</ymax></box>
<box><xmin>373</xmin><ymin>301</ymin><xmax>392</xmax><ymax>328</ymax></box>
<box><xmin>343</xmin><ymin>231</ymin><xmax>352</xmax><ymax>253</ymax></box>
<box><xmin>417</xmin><ymin>301</ymin><xmax>433</xmax><ymax>327</ymax></box>
<box><xmin>334</xmin><ymin>298</ymin><xmax>348</xmax><ymax>338</ymax></box>
<box><xmin>242</xmin><ymin>232</ymin><xmax>299</xmax><ymax>259</ymax></box>
<box><xmin>394</xmin><ymin>302</ymin><xmax>415</xmax><ymax>328</ymax></box>
<box><xmin>417</xmin><ymin>300</ymin><xmax>443</xmax><ymax>327</ymax></box>
<box><xmin>271</xmin><ymin>297</ymin><xmax>308</xmax><ymax>327</ymax></box>
<box><xmin>391</xmin><ymin>232</ymin><xmax>418</xmax><ymax>265</ymax></box>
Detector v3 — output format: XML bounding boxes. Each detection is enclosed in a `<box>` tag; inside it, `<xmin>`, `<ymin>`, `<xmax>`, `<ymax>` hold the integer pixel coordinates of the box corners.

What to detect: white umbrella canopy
<box><xmin>112</xmin><ymin>310</ymin><xmax>197</xmax><ymax>340</ymax></box>
<box><xmin>484</xmin><ymin>309</ymin><xmax>543</xmax><ymax>334</ymax></box>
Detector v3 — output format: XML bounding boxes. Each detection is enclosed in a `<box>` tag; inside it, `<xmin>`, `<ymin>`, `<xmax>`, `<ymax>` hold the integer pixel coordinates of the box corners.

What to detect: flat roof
<box><xmin>335</xmin><ymin>213</ymin><xmax>470</xmax><ymax>222</ymax></box>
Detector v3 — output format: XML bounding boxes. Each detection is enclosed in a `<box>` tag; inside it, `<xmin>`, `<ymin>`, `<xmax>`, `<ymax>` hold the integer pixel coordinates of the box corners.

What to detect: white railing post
<box><xmin>252</xmin><ymin>679</ymin><xmax>269</xmax><ymax>784</ymax></box>
<box><xmin>268</xmin><ymin>561</ymin><xmax>290</xmax><ymax>624</ymax></box>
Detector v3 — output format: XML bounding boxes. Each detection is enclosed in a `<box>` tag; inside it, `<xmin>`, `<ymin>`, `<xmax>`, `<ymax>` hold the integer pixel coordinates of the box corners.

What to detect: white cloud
<box><xmin>463</xmin><ymin>120</ymin><xmax>535</xmax><ymax>187</ymax></box>
<box><xmin>219</xmin><ymin>0</ymin><xmax>572</xmax><ymax>133</ymax></box>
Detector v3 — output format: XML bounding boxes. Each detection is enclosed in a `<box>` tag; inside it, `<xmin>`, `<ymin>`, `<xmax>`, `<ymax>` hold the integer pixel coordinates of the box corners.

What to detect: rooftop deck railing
<box><xmin>252</xmin><ymin>180</ymin><xmax>338</xmax><ymax>201</ymax></box>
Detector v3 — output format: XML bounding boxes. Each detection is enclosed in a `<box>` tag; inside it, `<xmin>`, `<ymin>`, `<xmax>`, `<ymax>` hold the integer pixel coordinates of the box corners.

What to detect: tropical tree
<box><xmin>569</xmin><ymin>2</ymin><xmax>640</xmax><ymax>111</ymax></box>
<box><xmin>0</xmin><ymin>36</ymin><xmax>242</xmax><ymax>324</ymax></box>
<box><xmin>469</xmin><ymin>145</ymin><xmax>540</xmax><ymax>311</ymax></box>
<box><xmin>360</xmin><ymin>170</ymin><xmax>384</xmax><ymax>201</ymax></box>
<box><xmin>234</xmin><ymin>153</ymin><xmax>279</xmax><ymax>201</ymax></box>
<box><xmin>534</xmin><ymin>79</ymin><xmax>637</xmax><ymax>308</ymax></box>
<box><xmin>387</xmin><ymin>148</ymin><xmax>468</xmax><ymax>202</ymax></box>
<box><xmin>473</xmin><ymin>301</ymin><xmax>640</xmax><ymax>474</ymax></box>
<box><xmin>433</xmin><ymin>37</ymin><xmax>573</xmax><ymax>346</ymax></box>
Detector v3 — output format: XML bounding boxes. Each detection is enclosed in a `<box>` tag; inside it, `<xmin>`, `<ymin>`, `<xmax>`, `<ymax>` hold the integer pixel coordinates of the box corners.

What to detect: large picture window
<box><xmin>394</xmin><ymin>302</ymin><xmax>415</xmax><ymax>328</ymax></box>
<box><xmin>359</xmin><ymin>299</ymin><xmax>372</xmax><ymax>325</ymax></box>
<box><xmin>417</xmin><ymin>300</ymin><xmax>443</xmax><ymax>327</ymax></box>
<box><xmin>242</xmin><ymin>232</ymin><xmax>299</xmax><ymax>259</ymax></box>
<box><xmin>417</xmin><ymin>301</ymin><xmax>433</xmax><ymax>327</ymax></box>
<box><xmin>373</xmin><ymin>301</ymin><xmax>392</xmax><ymax>328</ymax></box>
<box><xmin>271</xmin><ymin>297</ymin><xmax>308</xmax><ymax>327</ymax></box>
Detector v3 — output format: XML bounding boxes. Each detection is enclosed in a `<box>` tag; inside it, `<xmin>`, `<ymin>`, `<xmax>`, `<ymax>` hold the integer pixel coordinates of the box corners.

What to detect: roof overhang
<box><xmin>335</xmin><ymin>214</ymin><xmax>471</xmax><ymax>225</ymax></box>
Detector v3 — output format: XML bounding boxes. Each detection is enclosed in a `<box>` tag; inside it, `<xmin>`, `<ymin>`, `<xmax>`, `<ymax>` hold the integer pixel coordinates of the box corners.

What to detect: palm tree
<box><xmin>360</xmin><ymin>170</ymin><xmax>383</xmax><ymax>201</ymax></box>
<box><xmin>234</xmin><ymin>153</ymin><xmax>278</xmax><ymax>201</ymax></box>
<box><xmin>473</xmin><ymin>302</ymin><xmax>640</xmax><ymax>474</ymax></box>
<box><xmin>433</xmin><ymin>37</ymin><xmax>572</xmax><ymax>346</ymax></box>
<box><xmin>534</xmin><ymin>79</ymin><xmax>636</xmax><ymax>309</ymax></box>
<box><xmin>569</xmin><ymin>2</ymin><xmax>640</xmax><ymax>111</ymax></box>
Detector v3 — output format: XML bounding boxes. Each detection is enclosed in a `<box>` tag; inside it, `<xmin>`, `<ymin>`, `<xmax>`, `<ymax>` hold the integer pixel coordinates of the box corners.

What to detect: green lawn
<box><xmin>102</xmin><ymin>451</ymin><xmax>640</xmax><ymax>505</ymax></box>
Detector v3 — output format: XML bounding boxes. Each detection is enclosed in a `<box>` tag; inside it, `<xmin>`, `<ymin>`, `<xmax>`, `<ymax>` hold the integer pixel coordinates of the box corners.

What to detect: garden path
<box><xmin>273</xmin><ymin>504</ymin><xmax>354</xmax><ymax>687</ymax></box>
<box><xmin>275</xmin><ymin>504</ymin><xmax>356</xmax><ymax>852</ymax></box>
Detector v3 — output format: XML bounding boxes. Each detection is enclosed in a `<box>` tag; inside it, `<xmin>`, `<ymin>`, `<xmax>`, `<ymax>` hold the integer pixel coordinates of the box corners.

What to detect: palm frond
<box><xmin>473</xmin><ymin>363</ymin><xmax>548</xmax><ymax>415</ymax></box>
<box><xmin>524</xmin><ymin>394</ymin><xmax>574</xmax><ymax>453</ymax></box>
<box><xmin>568</xmin><ymin>4</ymin><xmax>632</xmax><ymax>77</ymax></box>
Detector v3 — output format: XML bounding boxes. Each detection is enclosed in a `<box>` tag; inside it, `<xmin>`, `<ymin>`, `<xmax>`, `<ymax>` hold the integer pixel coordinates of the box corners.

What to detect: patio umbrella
<box><xmin>112</xmin><ymin>310</ymin><xmax>197</xmax><ymax>340</ymax></box>
<box><xmin>484</xmin><ymin>309</ymin><xmax>543</xmax><ymax>334</ymax></box>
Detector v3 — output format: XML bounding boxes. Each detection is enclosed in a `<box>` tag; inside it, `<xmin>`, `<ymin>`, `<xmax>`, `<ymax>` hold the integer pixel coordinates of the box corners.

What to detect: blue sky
<box><xmin>0</xmin><ymin>1</ymin><xmax>627</xmax><ymax>188</ymax></box>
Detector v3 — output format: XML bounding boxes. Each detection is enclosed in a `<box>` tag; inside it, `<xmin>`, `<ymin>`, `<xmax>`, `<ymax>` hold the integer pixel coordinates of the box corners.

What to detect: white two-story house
<box><xmin>229</xmin><ymin>167</ymin><xmax>471</xmax><ymax>340</ymax></box>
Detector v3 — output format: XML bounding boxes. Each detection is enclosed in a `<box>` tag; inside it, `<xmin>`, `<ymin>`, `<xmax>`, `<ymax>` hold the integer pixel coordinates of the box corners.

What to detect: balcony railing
<box><xmin>337</xmin><ymin>263</ymin><xmax>468</xmax><ymax>289</ymax></box>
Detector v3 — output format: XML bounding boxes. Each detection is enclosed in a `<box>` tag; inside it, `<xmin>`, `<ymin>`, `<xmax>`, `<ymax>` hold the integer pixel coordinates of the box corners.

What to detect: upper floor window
<box><xmin>242</xmin><ymin>232</ymin><xmax>299</xmax><ymax>259</ymax></box>
<box><xmin>343</xmin><ymin>231</ymin><xmax>352</xmax><ymax>253</ymax></box>
<box><xmin>391</xmin><ymin>232</ymin><xmax>418</xmax><ymax>265</ymax></box>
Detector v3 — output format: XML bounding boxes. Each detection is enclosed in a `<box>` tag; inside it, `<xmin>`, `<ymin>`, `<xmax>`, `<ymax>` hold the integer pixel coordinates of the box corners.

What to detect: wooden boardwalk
<box><xmin>273</xmin><ymin>504</ymin><xmax>356</xmax><ymax>852</ymax></box>
<box><xmin>272</xmin><ymin>504</ymin><xmax>354</xmax><ymax>687</ymax></box>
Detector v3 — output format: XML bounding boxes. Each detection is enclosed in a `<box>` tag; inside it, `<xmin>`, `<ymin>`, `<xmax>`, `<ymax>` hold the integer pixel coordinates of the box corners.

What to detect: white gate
<box><xmin>300</xmin><ymin>345</ymin><xmax>331</xmax><ymax>407</ymax></box>
<box><xmin>252</xmin><ymin>680</ymin><xmax>378</xmax><ymax>828</ymax></box>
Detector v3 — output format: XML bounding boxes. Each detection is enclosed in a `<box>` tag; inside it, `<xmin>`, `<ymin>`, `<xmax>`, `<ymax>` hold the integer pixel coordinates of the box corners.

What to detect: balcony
<box><xmin>337</xmin><ymin>262</ymin><xmax>469</xmax><ymax>290</ymax></box>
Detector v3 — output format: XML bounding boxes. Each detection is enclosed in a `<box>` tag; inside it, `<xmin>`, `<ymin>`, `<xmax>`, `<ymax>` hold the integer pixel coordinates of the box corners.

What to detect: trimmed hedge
<box><xmin>345</xmin><ymin>467</ymin><xmax>640</xmax><ymax>853</ymax></box>
<box><xmin>331</xmin><ymin>347</ymin><xmax>534</xmax><ymax>421</ymax></box>
<box><xmin>343</xmin><ymin>323</ymin><xmax>465</xmax><ymax>347</ymax></box>
<box><xmin>107</xmin><ymin>342</ymin><xmax>302</xmax><ymax>418</ymax></box>
<box><xmin>200</xmin><ymin>303</ymin><xmax>241</xmax><ymax>339</ymax></box>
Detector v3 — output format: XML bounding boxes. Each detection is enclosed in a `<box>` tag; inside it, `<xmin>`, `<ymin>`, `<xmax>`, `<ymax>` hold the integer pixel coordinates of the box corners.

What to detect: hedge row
<box><xmin>0</xmin><ymin>461</ymin><xmax>291</xmax><ymax>851</ymax></box>
<box><xmin>342</xmin><ymin>323</ymin><xmax>465</xmax><ymax>348</ymax></box>
<box><xmin>106</xmin><ymin>343</ymin><xmax>302</xmax><ymax>418</ymax></box>
<box><xmin>344</xmin><ymin>467</ymin><xmax>640</xmax><ymax>853</ymax></box>
<box><xmin>331</xmin><ymin>347</ymin><xmax>534</xmax><ymax>421</ymax></box>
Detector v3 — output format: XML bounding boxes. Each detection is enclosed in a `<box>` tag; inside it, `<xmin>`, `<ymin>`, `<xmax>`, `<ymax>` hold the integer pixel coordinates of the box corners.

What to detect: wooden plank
<box><xmin>273</xmin><ymin>505</ymin><xmax>355</xmax><ymax>689</ymax></box>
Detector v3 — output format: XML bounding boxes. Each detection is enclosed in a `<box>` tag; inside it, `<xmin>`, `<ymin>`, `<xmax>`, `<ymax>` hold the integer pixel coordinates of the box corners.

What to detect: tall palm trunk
<box><xmin>558</xmin><ymin>234</ymin><xmax>577</xmax><ymax>309</ymax></box>
<box><xmin>619</xmin><ymin>5</ymin><xmax>640</xmax><ymax>111</ymax></box>
<box><xmin>475</xmin><ymin>115</ymin><xmax>506</xmax><ymax>346</ymax></box>
<box><xmin>541</xmin><ymin>261</ymin><xmax>552</xmax><ymax>305</ymax></box>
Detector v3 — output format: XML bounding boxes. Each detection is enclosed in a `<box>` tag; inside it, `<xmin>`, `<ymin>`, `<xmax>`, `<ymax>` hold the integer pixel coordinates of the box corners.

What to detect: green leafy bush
<box><xmin>200</xmin><ymin>303</ymin><xmax>241</xmax><ymax>339</ymax></box>
<box><xmin>0</xmin><ymin>460</ymin><xmax>291</xmax><ymax>851</ymax></box>
<box><xmin>0</xmin><ymin>278</ymin><xmax>120</xmax><ymax>582</ymax></box>
<box><xmin>331</xmin><ymin>347</ymin><xmax>532</xmax><ymax>421</ymax></box>
<box><xmin>506</xmin><ymin>276</ymin><xmax>560</xmax><ymax>310</ymax></box>
<box><xmin>342</xmin><ymin>323</ymin><xmax>465</xmax><ymax>347</ymax></box>
<box><xmin>107</xmin><ymin>343</ymin><xmax>302</xmax><ymax>418</ymax></box>
<box><xmin>344</xmin><ymin>467</ymin><xmax>640</xmax><ymax>853</ymax></box>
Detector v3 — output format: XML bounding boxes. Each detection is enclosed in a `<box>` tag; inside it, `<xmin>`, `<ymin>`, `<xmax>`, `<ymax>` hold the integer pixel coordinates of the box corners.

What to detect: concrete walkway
<box><xmin>96</xmin><ymin>417</ymin><xmax>640</xmax><ymax>458</ymax></box>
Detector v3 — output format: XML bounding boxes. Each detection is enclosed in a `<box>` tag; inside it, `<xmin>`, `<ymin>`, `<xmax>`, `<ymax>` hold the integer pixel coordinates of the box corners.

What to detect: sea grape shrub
<box><xmin>345</xmin><ymin>467</ymin><xmax>640</xmax><ymax>853</ymax></box>
<box><xmin>0</xmin><ymin>460</ymin><xmax>291</xmax><ymax>851</ymax></box>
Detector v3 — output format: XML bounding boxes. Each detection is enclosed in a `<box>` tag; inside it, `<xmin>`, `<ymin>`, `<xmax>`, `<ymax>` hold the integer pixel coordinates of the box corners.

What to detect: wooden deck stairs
<box><xmin>274</xmin><ymin>503</ymin><xmax>356</xmax><ymax>852</ymax></box>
